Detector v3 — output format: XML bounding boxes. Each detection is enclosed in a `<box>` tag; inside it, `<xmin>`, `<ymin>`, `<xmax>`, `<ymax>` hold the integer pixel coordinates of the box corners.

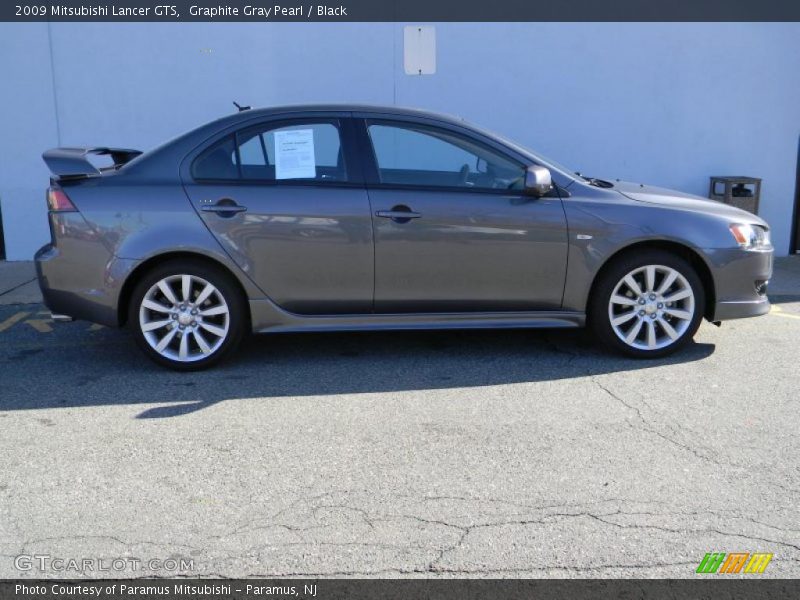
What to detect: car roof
<box><xmin>213</xmin><ymin>103</ymin><xmax>468</xmax><ymax>128</ymax></box>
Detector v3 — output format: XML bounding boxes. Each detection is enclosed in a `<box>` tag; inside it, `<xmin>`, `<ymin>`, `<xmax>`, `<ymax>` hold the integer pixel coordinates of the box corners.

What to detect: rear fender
<box><xmin>68</xmin><ymin>183</ymin><xmax>265</xmax><ymax>300</ymax></box>
<box><xmin>114</xmin><ymin>223</ymin><xmax>265</xmax><ymax>300</ymax></box>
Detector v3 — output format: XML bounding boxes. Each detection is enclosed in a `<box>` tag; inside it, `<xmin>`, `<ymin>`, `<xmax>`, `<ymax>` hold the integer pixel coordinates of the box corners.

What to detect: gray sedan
<box><xmin>35</xmin><ymin>105</ymin><xmax>773</xmax><ymax>370</ymax></box>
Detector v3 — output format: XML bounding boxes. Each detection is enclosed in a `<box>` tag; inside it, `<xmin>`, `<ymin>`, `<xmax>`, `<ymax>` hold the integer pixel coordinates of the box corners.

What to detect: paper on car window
<box><xmin>274</xmin><ymin>129</ymin><xmax>316</xmax><ymax>179</ymax></box>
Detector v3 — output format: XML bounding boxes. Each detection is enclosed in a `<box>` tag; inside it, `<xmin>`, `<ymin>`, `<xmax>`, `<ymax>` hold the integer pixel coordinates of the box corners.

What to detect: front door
<box><xmin>360</xmin><ymin>119</ymin><xmax>568</xmax><ymax>313</ymax></box>
<box><xmin>183</xmin><ymin>117</ymin><xmax>374</xmax><ymax>314</ymax></box>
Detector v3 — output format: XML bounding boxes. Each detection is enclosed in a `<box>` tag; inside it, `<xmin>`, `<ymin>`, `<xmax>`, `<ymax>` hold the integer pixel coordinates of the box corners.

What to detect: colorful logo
<box><xmin>696</xmin><ymin>552</ymin><xmax>773</xmax><ymax>574</ymax></box>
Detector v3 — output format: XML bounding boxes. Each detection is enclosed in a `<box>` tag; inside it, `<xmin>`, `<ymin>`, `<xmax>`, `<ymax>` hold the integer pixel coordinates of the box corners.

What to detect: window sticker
<box><xmin>274</xmin><ymin>129</ymin><xmax>316</xmax><ymax>179</ymax></box>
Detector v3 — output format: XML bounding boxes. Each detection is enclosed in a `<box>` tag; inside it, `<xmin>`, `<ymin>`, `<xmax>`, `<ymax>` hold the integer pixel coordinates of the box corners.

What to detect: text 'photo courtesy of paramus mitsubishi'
<box><xmin>36</xmin><ymin>105</ymin><xmax>774</xmax><ymax>370</ymax></box>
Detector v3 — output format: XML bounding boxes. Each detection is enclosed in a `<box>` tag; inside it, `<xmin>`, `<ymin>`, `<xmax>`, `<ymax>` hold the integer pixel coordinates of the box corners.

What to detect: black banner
<box><xmin>2</xmin><ymin>580</ymin><xmax>800</xmax><ymax>600</ymax></box>
<box><xmin>3</xmin><ymin>0</ymin><xmax>800</xmax><ymax>22</ymax></box>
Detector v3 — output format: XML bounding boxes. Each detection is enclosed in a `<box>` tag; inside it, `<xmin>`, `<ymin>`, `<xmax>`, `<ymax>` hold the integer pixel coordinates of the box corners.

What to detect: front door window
<box><xmin>367</xmin><ymin>122</ymin><xmax>525</xmax><ymax>191</ymax></box>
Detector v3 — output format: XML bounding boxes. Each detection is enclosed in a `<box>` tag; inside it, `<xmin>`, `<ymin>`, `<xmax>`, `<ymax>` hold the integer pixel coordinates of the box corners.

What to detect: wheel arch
<box><xmin>117</xmin><ymin>251</ymin><xmax>251</xmax><ymax>327</ymax></box>
<box><xmin>587</xmin><ymin>240</ymin><xmax>716</xmax><ymax>321</ymax></box>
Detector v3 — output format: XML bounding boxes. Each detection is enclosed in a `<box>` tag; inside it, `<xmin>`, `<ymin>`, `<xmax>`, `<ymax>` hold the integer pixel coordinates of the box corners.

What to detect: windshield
<box><xmin>463</xmin><ymin>123</ymin><xmax>580</xmax><ymax>183</ymax></box>
<box><xmin>482</xmin><ymin>129</ymin><xmax>617</xmax><ymax>187</ymax></box>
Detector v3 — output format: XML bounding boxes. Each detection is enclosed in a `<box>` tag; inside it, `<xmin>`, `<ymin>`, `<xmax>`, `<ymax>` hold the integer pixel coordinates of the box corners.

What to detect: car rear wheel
<box><xmin>589</xmin><ymin>250</ymin><xmax>705</xmax><ymax>358</ymax></box>
<box><xmin>129</xmin><ymin>260</ymin><xmax>246</xmax><ymax>370</ymax></box>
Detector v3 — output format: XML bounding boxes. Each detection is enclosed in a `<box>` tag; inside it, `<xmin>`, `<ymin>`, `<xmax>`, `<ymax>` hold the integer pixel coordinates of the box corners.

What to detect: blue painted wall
<box><xmin>1</xmin><ymin>22</ymin><xmax>798</xmax><ymax>260</ymax></box>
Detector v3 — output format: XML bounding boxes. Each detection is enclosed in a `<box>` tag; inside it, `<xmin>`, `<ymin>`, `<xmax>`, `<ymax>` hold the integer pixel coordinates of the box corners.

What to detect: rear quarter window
<box><xmin>192</xmin><ymin>135</ymin><xmax>238</xmax><ymax>180</ymax></box>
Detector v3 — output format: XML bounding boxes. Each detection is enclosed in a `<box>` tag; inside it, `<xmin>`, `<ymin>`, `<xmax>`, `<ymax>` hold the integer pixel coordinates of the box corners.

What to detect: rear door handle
<box><xmin>375</xmin><ymin>205</ymin><xmax>422</xmax><ymax>223</ymax></box>
<box><xmin>200</xmin><ymin>199</ymin><xmax>247</xmax><ymax>217</ymax></box>
<box><xmin>375</xmin><ymin>210</ymin><xmax>422</xmax><ymax>219</ymax></box>
<box><xmin>201</xmin><ymin>205</ymin><xmax>247</xmax><ymax>213</ymax></box>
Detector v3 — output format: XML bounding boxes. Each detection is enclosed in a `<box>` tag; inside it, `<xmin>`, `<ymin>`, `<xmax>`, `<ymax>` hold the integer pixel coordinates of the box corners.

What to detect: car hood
<box><xmin>612</xmin><ymin>180</ymin><xmax>768</xmax><ymax>227</ymax></box>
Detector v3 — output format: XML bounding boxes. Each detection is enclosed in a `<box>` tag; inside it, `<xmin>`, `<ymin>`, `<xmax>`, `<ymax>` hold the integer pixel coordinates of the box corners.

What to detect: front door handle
<box><xmin>375</xmin><ymin>205</ymin><xmax>421</xmax><ymax>223</ymax></box>
<box><xmin>200</xmin><ymin>198</ymin><xmax>247</xmax><ymax>217</ymax></box>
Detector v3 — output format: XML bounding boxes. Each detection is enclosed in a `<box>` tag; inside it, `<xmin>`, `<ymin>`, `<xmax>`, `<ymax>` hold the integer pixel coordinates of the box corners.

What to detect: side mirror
<box><xmin>524</xmin><ymin>165</ymin><xmax>553</xmax><ymax>197</ymax></box>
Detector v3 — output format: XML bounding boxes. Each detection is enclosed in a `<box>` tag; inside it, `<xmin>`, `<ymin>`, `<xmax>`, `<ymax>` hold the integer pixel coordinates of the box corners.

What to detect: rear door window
<box><xmin>192</xmin><ymin>121</ymin><xmax>347</xmax><ymax>183</ymax></box>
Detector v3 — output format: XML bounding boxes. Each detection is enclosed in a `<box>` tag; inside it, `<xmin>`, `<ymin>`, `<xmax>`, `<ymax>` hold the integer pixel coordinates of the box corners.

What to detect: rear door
<box><xmin>183</xmin><ymin>115</ymin><xmax>374</xmax><ymax>314</ymax></box>
<box><xmin>357</xmin><ymin>117</ymin><xmax>568</xmax><ymax>313</ymax></box>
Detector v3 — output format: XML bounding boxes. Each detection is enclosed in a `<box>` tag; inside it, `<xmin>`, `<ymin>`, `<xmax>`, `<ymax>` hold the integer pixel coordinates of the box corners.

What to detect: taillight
<box><xmin>47</xmin><ymin>187</ymin><xmax>77</xmax><ymax>212</ymax></box>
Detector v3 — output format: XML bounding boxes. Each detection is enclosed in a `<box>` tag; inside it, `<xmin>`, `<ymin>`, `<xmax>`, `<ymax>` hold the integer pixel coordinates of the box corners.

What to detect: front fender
<box><xmin>561</xmin><ymin>194</ymin><xmax>731</xmax><ymax>313</ymax></box>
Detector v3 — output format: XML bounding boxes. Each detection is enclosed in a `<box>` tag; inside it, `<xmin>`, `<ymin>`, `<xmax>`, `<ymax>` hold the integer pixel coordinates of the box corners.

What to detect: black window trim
<box><xmin>190</xmin><ymin>116</ymin><xmax>365</xmax><ymax>187</ymax></box>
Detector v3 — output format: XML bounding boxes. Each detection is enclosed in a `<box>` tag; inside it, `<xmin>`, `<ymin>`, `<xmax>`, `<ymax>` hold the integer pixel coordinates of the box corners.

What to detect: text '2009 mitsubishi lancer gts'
<box><xmin>35</xmin><ymin>105</ymin><xmax>773</xmax><ymax>370</ymax></box>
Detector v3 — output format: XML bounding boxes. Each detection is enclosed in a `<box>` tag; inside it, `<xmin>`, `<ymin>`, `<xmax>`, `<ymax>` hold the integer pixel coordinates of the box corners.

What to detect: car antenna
<box><xmin>233</xmin><ymin>101</ymin><xmax>251</xmax><ymax>112</ymax></box>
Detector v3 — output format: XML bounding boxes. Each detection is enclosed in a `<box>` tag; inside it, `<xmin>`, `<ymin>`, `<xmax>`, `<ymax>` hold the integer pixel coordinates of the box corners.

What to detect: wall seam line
<box><xmin>46</xmin><ymin>22</ymin><xmax>62</xmax><ymax>146</ymax></box>
<box><xmin>392</xmin><ymin>22</ymin><xmax>397</xmax><ymax>105</ymax></box>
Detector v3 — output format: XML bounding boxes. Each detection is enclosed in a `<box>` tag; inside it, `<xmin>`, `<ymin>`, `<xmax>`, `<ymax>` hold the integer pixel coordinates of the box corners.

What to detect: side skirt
<box><xmin>250</xmin><ymin>300</ymin><xmax>585</xmax><ymax>334</ymax></box>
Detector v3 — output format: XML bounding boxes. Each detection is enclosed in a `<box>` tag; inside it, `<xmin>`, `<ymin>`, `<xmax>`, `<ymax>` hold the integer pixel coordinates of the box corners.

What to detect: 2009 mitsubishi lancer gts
<box><xmin>35</xmin><ymin>104</ymin><xmax>773</xmax><ymax>370</ymax></box>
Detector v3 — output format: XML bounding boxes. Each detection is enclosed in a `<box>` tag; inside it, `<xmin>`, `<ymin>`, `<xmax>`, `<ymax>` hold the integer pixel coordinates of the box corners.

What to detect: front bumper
<box><xmin>703</xmin><ymin>247</ymin><xmax>773</xmax><ymax>321</ymax></box>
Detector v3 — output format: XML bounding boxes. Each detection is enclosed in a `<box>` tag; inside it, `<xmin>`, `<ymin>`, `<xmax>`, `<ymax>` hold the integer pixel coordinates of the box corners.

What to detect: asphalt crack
<box><xmin>591</xmin><ymin>376</ymin><xmax>727</xmax><ymax>465</ymax></box>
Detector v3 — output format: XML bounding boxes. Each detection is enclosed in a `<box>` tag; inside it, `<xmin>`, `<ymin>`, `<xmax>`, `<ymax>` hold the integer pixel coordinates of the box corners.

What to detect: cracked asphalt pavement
<box><xmin>1</xmin><ymin>299</ymin><xmax>799</xmax><ymax>578</ymax></box>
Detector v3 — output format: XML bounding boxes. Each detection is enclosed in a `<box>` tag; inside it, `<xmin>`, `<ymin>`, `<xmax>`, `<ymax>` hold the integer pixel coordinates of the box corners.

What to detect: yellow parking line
<box><xmin>25</xmin><ymin>318</ymin><xmax>53</xmax><ymax>333</ymax></box>
<box><xmin>0</xmin><ymin>311</ymin><xmax>31</xmax><ymax>333</ymax></box>
<box><xmin>770</xmin><ymin>305</ymin><xmax>800</xmax><ymax>320</ymax></box>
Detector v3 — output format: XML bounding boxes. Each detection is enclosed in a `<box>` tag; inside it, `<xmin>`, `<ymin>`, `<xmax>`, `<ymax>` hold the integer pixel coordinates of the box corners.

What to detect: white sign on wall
<box><xmin>274</xmin><ymin>129</ymin><xmax>316</xmax><ymax>179</ymax></box>
<box><xmin>404</xmin><ymin>25</ymin><xmax>436</xmax><ymax>75</ymax></box>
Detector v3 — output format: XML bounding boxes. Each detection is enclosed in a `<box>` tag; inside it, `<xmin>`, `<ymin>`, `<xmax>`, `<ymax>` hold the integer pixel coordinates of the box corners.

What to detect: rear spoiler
<box><xmin>42</xmin><ymin>147</ymin><xmax>142</xmax><ymax>179</ymax></box>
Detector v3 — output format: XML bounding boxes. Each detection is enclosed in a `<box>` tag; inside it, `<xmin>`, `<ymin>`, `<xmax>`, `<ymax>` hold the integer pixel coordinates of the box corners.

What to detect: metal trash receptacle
<box><xmin>709</xmin><ymin>176</ymin><xmax>761</xmax><ymax>215</ymax></box>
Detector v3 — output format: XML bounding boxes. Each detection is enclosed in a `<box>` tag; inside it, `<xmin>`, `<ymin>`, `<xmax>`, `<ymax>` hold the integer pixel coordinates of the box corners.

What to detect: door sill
<box><xmin>252</xmin><ymin>307</ymin><xmax>585</xmax><ymax>334</ymax></box>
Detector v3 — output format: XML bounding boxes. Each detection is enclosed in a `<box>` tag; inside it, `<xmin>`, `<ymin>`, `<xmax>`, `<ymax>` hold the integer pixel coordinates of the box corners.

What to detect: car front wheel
<box><xmin>590</xmin><ymin>250</ymin><xmax>705</xmax><ymax>358</ymax></box>
<box><xmin>129</xmin><ymin>260</ymin><xmax>246</xmax><ymax>370</ymax></box>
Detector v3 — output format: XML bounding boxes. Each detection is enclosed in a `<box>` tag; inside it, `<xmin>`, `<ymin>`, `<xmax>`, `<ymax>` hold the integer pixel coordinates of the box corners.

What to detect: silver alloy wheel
<box><xmin>607</xmin><ymin>264</ymin><xmax>695</xmax><ymax>351</ymax></box>
<box><xmin>138</xmin><ymin>274</ymin><xmax>230</xmax><ymax>363</ymax></box>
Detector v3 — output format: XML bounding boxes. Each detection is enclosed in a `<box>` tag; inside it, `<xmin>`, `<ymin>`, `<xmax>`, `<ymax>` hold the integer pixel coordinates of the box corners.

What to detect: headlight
<box><xmin>729</xmin><ymin>223</ymin><xmax>771</xmax><ymax>250</ymax></box>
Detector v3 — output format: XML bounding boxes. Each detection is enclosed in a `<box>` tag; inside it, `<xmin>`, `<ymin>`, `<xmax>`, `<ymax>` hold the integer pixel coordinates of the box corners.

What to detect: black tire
<box><xmin>128</xmin><ymin>259</ymin><xmax>247</xmax><ymax>371</ymax></box>
<box><xmin>589</xmin><ymin>250</ymin><xmax>705</xmax><ymax>358</ymax></box>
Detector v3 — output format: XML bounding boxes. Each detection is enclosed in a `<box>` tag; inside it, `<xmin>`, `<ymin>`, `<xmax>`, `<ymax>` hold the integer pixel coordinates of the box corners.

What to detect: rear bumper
<box><xmin>703</xmin><ymin>247</ymin><xmax>773</xmax><ymax>321</ymax></box>
<box><xmin>35</xmin><ymin>241</ymin><xmax>135</xmax><ymax>327</ymax></box>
